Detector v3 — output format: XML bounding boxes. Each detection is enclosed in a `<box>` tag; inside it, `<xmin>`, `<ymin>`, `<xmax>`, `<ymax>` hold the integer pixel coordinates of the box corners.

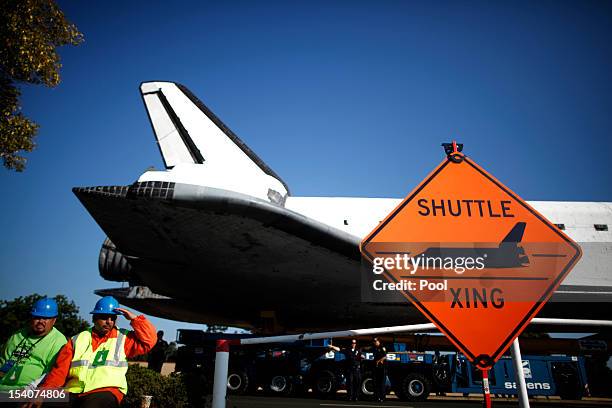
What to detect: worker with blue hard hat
<box><xmin>40</xmin><ymin>296</ymin><xmax>157</xmax><ymax>407</ymax></box>
<box><xmin>89</xmin><ymin>296</ymin><xmax>122</xmax><ymax>315</ymax></box>
<box><xmin>0</xmin><ymin>297</ymin><xmax>67</xmax><ymax>393</ymax></box>
<box><xmin>31</xmin><ymin>297</ymin><xmax>59</xmax><ymax>318</ymax></box>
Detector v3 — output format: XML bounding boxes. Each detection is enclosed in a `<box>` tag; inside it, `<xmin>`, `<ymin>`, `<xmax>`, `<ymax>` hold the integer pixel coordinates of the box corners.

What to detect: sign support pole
<box><xmin>511</xmin><ymin>338</ymin><xmax>530</xmax><ymax>408</ymax></box>
<box><xmin>482</xmin><ymin>368</ymin><xmax>492</xmax><ymax>408</ymax></box>
<box><xmin>481</xmin><ymin>368</ymin><xmax>491</xmax><ymax>408</ymax></box>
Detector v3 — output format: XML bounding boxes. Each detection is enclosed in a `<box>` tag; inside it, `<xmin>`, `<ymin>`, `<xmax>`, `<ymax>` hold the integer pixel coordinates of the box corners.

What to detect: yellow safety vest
<box><xmin>65</xmin><ymin>328</ymin><xmax>129</xmax><ymax>395</ymax></box>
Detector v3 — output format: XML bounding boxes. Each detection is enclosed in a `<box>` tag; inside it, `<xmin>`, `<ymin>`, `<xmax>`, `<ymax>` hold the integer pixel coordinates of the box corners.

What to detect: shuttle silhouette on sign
<box><xmin>415</xmin><ymin>222</ymin><xmax>529</xmax><ymax>269</ymax></box>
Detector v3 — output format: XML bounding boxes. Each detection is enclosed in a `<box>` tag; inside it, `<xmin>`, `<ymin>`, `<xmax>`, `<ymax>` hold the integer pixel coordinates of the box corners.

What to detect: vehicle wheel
<box><xmin>266</xmin><ymin>374</ymin><xmax>293</xmax><ymax>396</ymax></box>
<box><xmin>397</xmin><ymin>373</ymin><xmax>431</xmax><ymax>402</ymax></box>
<box><xmin>312</xmin><ymin>369</ymin><xmax>337</xmax><ymax>399</ymax></box>
<box><xmin>227</xmin><ymin>369</ymin><xmax>250</xmax><ymax>395</ymax></box>
<box><xmin>359</xmin><ymin>371</ymin><xmax>375</xmax><ymax>400</ymax></box>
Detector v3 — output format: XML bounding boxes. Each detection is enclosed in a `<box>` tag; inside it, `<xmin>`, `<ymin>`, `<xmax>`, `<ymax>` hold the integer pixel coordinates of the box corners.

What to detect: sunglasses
<box><xmin>94</xmin><ymin>314</ymin><xmax>117</xmax><ymax>321</ymax></box>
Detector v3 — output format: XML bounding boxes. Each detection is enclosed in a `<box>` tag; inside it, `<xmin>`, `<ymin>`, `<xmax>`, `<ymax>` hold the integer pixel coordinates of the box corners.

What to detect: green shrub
<box><xmin>123</xmin><ymin>365</ymin><xmax>189</xmax><ymax>408</ymax></box>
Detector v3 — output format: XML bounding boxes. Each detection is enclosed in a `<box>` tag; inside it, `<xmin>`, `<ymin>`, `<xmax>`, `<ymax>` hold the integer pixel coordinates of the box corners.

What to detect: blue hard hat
<box><xmin>31</xmin><ymin>298</ymin><xmax>58</xmax><ymax>318</ymax></box>
<box><xmin>90</xmin><ymin>296</ymin><xmax>121</xmax><ymax>315</ymax></box>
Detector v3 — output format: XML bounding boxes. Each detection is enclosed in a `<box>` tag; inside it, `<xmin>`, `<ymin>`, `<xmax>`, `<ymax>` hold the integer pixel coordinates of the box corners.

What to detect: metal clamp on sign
<box><xmin>442</xmin><ymin>140</ymin><xmax>464</xmax><ymax>163</ymax></box>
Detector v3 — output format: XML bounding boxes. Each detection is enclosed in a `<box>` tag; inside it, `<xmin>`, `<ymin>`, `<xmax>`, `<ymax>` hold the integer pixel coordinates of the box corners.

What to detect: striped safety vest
<box><xmin>65</xmin><ymin>328</ymin><xmax>129</xmax><ymax>394</ymax></box>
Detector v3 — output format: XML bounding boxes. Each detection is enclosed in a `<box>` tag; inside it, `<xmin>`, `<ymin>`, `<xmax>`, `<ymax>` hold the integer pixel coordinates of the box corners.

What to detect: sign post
<box><xmin>482</xmin><ymin>368</ymin><xmax>491</xmax><ymax>408</ymax></box>
<box><xmin>360</xmin><ymin>142</ymin><xmax>582</xmax><ymax>371</ymax></box>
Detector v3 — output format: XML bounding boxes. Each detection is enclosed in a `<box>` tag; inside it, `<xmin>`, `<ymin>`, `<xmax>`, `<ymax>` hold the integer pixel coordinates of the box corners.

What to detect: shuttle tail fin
<box><xmin>139</xmin><ymin>81</ymin><xmax>289</xmax><ymax>199</ymax></box>
<box><xmin>500</xmin><ymin>222</ymin><xmax>526</xmax><ymax>243</ymax></box>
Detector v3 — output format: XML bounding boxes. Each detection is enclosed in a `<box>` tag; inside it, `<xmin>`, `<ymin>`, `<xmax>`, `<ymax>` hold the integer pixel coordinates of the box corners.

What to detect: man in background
<box><xmin>371</xmin><ymin>337</ymin><xmax>387</xmax><ymax>402</ymax></box>
<box><xmin>329</xmin><ymin>338</ymin><xmax>362</xmax><ymax>401</ymax></box>
<box><xmin>147</xmin><ymin>330</ymin><xmax>168</xmax><ymax>373</ymax></box>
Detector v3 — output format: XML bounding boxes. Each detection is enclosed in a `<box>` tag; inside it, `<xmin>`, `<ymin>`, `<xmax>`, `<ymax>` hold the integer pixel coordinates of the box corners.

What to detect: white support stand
<box><xmin>511</xmin><ymin>338</ymin><xmax>530</xmax><ymax>408</ymax></box>
<box><xmin>212</xmin><ymin>340</ymin><xmax>232</xmax><ymax>408</ymax></box>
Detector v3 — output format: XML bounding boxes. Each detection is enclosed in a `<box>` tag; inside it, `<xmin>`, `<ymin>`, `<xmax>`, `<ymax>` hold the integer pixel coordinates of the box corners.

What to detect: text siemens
<box><xmin>504</xmin><ymin>382</ymin><xmax>551</xmax><ymax>390</ymax></box>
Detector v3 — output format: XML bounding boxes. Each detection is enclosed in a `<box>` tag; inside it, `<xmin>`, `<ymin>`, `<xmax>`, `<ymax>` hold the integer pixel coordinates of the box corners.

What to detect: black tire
<box><xmin>397</xmin><ymin>373</ymin><xmax>431</xmax><ymax>402</ymax></box>
<box><xmin>312</xmin><ymin>369</ymin><xmax>338</xmax><ymax>399</ymax></box>
<box><xmin>227</xmin><ymin>369</ymin><xmax>250</xmax><ymax>395</ymax></box>
<box><xmin>359</xmin><ymin>371</ymin><xmax>376</xmax><ymax>400</ymax></box>
<box><xmin>266</xmin><ymin>374</ymin><xmax>293</xmax><ymax>396</ymax></box>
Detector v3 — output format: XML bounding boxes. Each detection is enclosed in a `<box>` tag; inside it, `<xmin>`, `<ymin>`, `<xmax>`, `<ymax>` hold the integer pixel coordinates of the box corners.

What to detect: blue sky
<box><xmin>1</xmin><ymin>1</ymin><xmax>611</xmax><ymax>340</ymax></box>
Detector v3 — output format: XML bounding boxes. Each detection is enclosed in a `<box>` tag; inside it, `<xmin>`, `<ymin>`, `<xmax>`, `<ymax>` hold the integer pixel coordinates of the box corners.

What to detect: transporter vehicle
<box><xmin>173</xmin><ymin>330</ymin><xmax>590</xmax><ymax>401</ymax></box>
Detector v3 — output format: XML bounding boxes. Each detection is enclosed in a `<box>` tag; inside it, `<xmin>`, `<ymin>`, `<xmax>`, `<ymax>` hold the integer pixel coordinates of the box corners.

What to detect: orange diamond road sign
<box><xmin>360</xmin><ymin>149</ymin><xmax>582</xmax><ymax>369</ymax></box>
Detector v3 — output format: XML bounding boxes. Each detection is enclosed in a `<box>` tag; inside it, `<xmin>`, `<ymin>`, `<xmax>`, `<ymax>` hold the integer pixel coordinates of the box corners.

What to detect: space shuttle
<box><xmin>73</xmin><ymin>81</ymin><xmax>612</xmax><ymax>333</ymax></box>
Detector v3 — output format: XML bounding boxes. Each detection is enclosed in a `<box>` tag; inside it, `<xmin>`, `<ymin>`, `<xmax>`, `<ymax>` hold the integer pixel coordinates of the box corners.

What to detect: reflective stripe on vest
<box><xmin>65</xmin><ymin>328</ymin><xmax>129</xmax><ymax>394</ymax></box>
